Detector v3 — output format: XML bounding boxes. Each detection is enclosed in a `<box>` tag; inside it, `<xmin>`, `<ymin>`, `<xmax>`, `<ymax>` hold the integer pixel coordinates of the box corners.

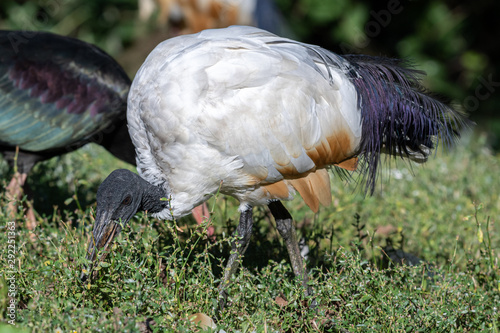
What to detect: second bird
<box><xmin>0</xmin><ymin>30</ymin><xmax>135</xmax><ymax>226</ymax></box>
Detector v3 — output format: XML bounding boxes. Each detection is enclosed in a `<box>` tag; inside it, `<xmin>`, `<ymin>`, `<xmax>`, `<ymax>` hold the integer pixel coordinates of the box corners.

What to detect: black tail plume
<box><xmin>343</xmin><ymin>54</ymin><xmax>471</xmax><ymax>193</ymax></box>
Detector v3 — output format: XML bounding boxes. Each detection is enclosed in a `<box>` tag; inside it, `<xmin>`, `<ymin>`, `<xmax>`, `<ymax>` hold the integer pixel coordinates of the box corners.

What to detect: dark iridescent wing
<box><xmin>0</xmin><ymin>30</ymin><xmax>131</xmax><ymax>152</ymax></box>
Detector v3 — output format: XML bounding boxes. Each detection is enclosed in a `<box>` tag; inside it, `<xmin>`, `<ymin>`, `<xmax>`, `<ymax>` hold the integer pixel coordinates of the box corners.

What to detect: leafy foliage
<box><xmin>1</xmin><ymin>135</ymin><xmax>499</xmax><ymax>331</ymax></box>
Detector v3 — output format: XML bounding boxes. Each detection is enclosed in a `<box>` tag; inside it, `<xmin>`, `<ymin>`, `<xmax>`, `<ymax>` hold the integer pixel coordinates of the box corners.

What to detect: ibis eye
<box><xmin>121</xmin><ymin>196</ymin><xmax>132</xmax><ymax>206</ymax></box>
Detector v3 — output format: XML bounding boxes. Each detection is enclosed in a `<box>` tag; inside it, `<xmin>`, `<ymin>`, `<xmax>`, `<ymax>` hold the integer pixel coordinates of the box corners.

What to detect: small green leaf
<box><xmin>477</xmin><ymin>228</ymin><xmax>483</xmax><ymax>243</ymax></box>
<box><xmin>359</xmin><ymin>294</ymin><xmax>371</xmax><ymax>302</ymax></box>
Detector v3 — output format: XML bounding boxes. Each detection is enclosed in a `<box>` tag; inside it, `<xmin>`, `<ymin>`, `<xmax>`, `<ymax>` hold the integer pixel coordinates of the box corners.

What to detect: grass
<box><xmin>0</xmin><ymin>132</ymin><xmax>499</xmax><ymax>332</ymax></box>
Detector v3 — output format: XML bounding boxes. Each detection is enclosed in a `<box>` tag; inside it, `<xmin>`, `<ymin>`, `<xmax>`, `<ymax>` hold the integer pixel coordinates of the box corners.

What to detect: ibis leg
<box><xmin>218</xmin><ymin>206</ymin><xmax>254</xmax><ymax>310</ymax></box>
<box><xmin>268</xmin><ymin>201</ymin><xmax>312</xmax><ymax>296</ymax></box>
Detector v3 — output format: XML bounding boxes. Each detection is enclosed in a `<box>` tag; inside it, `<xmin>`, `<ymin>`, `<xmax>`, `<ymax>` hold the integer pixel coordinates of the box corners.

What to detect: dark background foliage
<box><xmin>0</xmin><ymin>0</ymin><xmax>497</xmax><ymax>128</ymax></box>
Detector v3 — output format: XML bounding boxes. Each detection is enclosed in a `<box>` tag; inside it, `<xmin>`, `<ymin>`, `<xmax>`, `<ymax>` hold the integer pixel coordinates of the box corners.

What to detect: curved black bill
<box><xmin>80</xmin><ymin>210</ymin><xmax>122</xmax><ymax>283</ymax></box>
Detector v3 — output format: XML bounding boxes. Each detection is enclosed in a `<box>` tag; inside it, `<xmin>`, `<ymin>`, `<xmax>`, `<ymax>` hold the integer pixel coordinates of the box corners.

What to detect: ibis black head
<box><xmin>81</xmin><ymin>169</ymin><xmax>167</xmax><ymax>282</ymax></box>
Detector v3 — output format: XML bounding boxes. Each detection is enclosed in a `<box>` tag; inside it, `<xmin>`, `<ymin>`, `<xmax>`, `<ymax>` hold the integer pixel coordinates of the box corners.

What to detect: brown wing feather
<box><xmin>288</xmin><ymin>169</ymin><xmax>332</xmax><ymax>212</ymax></box>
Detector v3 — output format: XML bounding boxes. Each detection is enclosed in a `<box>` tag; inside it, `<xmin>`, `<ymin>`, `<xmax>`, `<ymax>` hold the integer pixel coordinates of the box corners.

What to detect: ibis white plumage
<box><xmin>130</xmin><ymin>26</ymin><xmax>363</xmax><ymax>218</ymax></box>
<box><xmin>83</xmin><ymin>26</ymin><xmax>469</xmax><ymax>308</ymax></box>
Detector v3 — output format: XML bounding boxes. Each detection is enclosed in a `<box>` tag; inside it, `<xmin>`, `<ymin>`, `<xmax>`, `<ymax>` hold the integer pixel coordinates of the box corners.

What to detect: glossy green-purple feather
<box><xmin>0</xmin><ymin>30</ymin><xmax>130</xmax><ymax>152</ymax></box>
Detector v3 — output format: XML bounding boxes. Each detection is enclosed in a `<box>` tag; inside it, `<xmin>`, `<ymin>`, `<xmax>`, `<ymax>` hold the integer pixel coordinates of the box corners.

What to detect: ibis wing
<box><xmin>0</xmin><ymin>31</ymin><xmax>130</xmax><ymax>152</ymax></box>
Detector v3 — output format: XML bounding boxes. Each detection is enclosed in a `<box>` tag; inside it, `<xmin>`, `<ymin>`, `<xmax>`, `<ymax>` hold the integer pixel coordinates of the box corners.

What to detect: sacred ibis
<box><xmin>0</xmin><ymin>30</ymin><xmax>134</xmax><ymax>227</ymax></box>
<box><xmin>83</xmin><ymin>26</ymin><xmax>469</xmax><ymax>309</ymax></box>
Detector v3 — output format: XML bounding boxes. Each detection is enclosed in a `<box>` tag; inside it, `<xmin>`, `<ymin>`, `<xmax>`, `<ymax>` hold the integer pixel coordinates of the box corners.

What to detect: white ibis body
<box><xmin>83</xmin><ymin>26</ymin><xmax>468</xmax><ymax>308</ymax></box>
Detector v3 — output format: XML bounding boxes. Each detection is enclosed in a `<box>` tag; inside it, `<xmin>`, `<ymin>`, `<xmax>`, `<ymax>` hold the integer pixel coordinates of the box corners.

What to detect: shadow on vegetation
<box><xmin>26</xmin><ymin>164</ymin><xmax>101</xmax><ymax>220</ymax></box>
